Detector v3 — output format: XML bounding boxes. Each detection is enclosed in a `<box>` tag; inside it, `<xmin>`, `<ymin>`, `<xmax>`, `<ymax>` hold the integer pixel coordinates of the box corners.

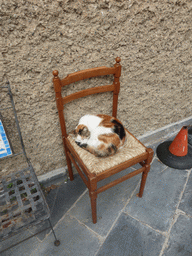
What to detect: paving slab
<box><xmin>178</xmin><ymin>171</ymin><xmax>192</xmax><ymax>217</ymax></box>
<box><xmin>69</xmin><ymin>168</ymin><xmax>142</xmax><ymax>237</ymax></box>
<box><xmin>30</xmin><ymin>174</ymin><xmax>86</xmax><ymax>240</ymax></box>
<box><xmin>0</xmin><ymin>229</ymin><xmax>40</xmax><ymax>256</ymax></box>
<box><xmin>96</xmin><ymin>212</ymin><xmax>165</xmax><ymax>256</ymax></box>
<box><xmin>31</xmin><ymin>214</ymin><xmax>102</xmax><ymax>256</ymax></box>
<box><xmin>162</xmin><ymin>214</ymin><xmax>192</xmax><ymax>256</ymax></box>
<box><xmin>124</xmin><ymin>158</ymin><xmax>188</xmax><ymax>232</ymax></box>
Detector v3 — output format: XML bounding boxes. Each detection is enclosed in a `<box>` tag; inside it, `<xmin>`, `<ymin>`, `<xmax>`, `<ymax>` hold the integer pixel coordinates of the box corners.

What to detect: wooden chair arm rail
<box><xmin>63</xmin><ymin>84</ymin><xmax>114</xmax><ymax>104</ymax></box>
<box><xmin>61</xmin><ymin>66</ymin><xmax>116</xmax><ymax>87</ymax></box>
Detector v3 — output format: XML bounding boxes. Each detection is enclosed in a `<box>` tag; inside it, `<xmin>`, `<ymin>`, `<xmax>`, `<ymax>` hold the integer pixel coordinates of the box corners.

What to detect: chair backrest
<box><xmin>53</xmin><ymin>57</ymin><xmax>121</xmax><ymax>138</ymax></box>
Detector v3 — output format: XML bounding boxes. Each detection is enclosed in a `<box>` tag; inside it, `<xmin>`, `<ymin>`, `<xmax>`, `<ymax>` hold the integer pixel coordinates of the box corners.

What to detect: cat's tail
<box><xmin>79</xmin><ymin>143</ymin><xmax>117</xmax><ymax>157</ymax></box>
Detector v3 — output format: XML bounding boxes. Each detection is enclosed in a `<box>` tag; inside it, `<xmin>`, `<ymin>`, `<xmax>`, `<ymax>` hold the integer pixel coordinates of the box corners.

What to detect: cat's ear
<box><xmin>82</xmin><ymin>126</ymin><xmax>88</xmax><ymax>132</ymax></box>
<box><xmin>81</xmin><ymin>126</ymin><xmax>90</xmax><ymax>137</ymax></box>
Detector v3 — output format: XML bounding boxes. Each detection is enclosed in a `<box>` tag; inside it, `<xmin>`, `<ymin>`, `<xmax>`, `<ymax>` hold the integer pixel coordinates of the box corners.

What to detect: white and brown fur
<box><xmin>72</xmin><ymin>114</ymin><xmax>126</xmax><ymax>157</ymax></box>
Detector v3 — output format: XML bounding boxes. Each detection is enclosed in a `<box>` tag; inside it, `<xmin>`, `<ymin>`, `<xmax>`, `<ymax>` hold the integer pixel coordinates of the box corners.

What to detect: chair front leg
<box><xmin>138</xmin><ymin>167</ymin><xmax>150</xmax><ymax>197</ymax></box>
<box><xmin>90</xmin><ymin>192</ymin><xmax>97</xmax><ymax>224</ymax></box>
<box><xmin>138</xmin><ymin>148</ymin><xmax>154</xmax><ymax>198</ymax></box>
<box><xmin>89</xmin><ymin>176</ymin><xmax>97</xmax><ymax>224</ymax></box>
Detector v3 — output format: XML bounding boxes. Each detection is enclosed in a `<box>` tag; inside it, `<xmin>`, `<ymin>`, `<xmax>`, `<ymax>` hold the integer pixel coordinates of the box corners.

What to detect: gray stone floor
<box><xmin>1</xmin><ymin>139</ymin><xmax>192</xmax><ymax>256</ymax></box>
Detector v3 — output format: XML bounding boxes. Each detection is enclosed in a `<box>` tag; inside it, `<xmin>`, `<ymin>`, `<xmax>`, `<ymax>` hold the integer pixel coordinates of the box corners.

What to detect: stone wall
<box><xmin>1</xmin><ymin>0</ymin><xmax>192</xmax><ymax>176</ymax></box>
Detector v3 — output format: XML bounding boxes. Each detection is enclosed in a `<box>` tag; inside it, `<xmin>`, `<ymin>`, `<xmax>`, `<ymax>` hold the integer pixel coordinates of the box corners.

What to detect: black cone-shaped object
<box><xmin>156</xmin><ymin>141</ymin><xmax>192</xmax><ymax>170</ymax></box>
<box><xmin>156</xmin><ymin>126</ymin><xmax>192</xmax><ymax>170</ymax></box>
<box><xmin>188</xmin><ymin>126</ymin><xmax>192</xmax><ymax>146</ymax></box>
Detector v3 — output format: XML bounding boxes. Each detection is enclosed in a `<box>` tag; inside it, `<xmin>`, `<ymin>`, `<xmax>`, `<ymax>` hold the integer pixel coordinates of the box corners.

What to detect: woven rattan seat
<box><xmin>67</xmin><ymin>130</ymin><xmax>146</xmax><ymax>175</ymax></box>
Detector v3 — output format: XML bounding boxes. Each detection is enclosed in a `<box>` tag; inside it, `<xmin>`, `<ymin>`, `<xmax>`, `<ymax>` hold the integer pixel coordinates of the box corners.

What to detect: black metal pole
<box><xmin>48</xmin><ymin>218</ymin><xmax>60</xmax><ymax>246</ymax></box>
<box><xmin>6</xmin><ymin>81</ymin><xmax>30</xmax><ymax>164</ymax></box>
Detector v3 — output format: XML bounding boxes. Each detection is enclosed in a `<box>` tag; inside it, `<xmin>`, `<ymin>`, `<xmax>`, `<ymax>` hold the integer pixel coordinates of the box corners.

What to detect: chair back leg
<box><xmin>66</xmin><ymin>150</ymin><xmax>74</xmax><ymax>181</ymax></box>
<box><xmin>64</xmin><ymin>140</ymin><xmax>74</xmax><ymax>181</ymax></box>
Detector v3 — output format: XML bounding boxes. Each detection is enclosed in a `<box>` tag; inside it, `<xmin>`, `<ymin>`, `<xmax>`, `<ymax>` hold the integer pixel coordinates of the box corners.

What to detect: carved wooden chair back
<box><xmin>53</xmin><ymin>57</ymin><xmax>153</xmax><ymax>223</ymax></box>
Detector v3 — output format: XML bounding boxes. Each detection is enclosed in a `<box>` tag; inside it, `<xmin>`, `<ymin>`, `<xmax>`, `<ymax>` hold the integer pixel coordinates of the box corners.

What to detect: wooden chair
<box><xmin>53</xmin><ymin>57</ymin><xmax>153</xmax><ymax>224</ymax></box>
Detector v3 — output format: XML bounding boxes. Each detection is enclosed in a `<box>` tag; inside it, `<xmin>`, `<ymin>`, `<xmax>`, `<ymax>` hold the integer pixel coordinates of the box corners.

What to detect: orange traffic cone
<box><xmin>169</xmin><ymin>126</ymin><xmax>188</xmax><ymax>156</ymax></box>
<box><xmin>156</xmin><ymin>126</ymin><xmax>192</xmax><ymax>170</ymax></box>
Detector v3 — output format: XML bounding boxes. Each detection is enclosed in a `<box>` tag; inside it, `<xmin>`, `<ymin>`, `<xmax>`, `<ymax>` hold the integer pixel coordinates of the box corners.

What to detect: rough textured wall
<box><xmin>1</xmin><ymin>0</ymin><xmax>192</xmax><ymax>176</ymax></box>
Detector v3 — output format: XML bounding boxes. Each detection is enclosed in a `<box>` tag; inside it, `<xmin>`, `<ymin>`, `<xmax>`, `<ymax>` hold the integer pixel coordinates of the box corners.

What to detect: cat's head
<box><xmin>73</xmin><ymin>124</ymin><xmax>90</xmax><ymax>143</ymax></box>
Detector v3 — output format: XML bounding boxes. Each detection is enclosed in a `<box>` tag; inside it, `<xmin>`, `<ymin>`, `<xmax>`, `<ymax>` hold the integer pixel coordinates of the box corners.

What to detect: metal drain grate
<box><xmin>0</xmin><ymin>165</ymin><xmax>50</xmax><ymax>240</ymax></box>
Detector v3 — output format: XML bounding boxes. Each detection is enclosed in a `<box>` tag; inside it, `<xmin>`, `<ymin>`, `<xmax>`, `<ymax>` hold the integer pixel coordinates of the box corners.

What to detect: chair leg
<box><xmin>89</xmin><ymin>177</ymin><xmax>97</xmax><ymax>224</ymax></box>
<box><xmin>138</xmin><ymin>169</ymin><xmax>149</xmax><ymax>197</ymax></box>
<box><xmin>66</xmin><ymin>150</ymin><xmax>74</xmax><ymax>181</ymax></box>
<box><xmin>90</xmin><ymin>192</ymin><xmax>97</xmax><ymax>224</ymax></box>
<box><xmin>138</xmin><ymin>148</ymin><xmax>153</xmax><ymax>197</ymax></box>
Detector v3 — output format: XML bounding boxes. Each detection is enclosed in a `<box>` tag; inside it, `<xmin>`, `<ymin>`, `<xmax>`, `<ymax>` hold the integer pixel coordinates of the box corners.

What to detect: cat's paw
<box><xmin>75</xmin><ymin>141</ymin><xmax>81</xmax><ymax>146</ymax></box>
<box><xmin>75</xmin><ymin>141</ymin><xmax>87</xmax><ymax>149</ymax></box>
<box><xmin>79</xmin><ymin>143</ymin><xmax>87</xmax><ymax>149</ymax></box>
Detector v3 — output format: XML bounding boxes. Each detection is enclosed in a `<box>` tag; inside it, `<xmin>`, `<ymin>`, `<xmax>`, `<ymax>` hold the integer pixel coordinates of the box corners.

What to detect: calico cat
<box><xmin>72</xmin><ymin>114</ymin><xmax>126</xmax><ymax>157</ymax></box>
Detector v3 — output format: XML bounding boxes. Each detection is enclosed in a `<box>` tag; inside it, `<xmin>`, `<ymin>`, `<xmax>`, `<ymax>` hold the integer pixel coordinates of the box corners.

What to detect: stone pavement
<box><xmin>1</xmin><ymin>139</ymin><xmax>192</xmax><ymax>256</ymax></box>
